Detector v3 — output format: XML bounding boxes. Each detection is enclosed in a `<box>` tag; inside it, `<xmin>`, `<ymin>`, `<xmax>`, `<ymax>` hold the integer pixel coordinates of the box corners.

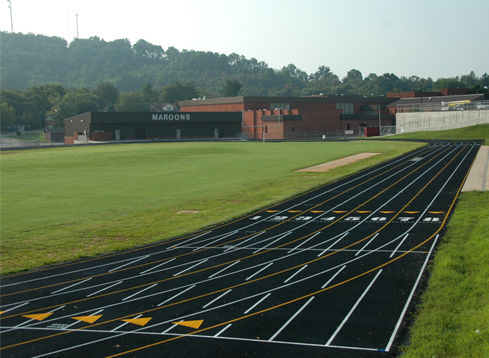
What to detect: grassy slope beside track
<box><xmin>1</xmin><ymin>140</ymin><xmax>421</xmax><ymax>274</ymax></box>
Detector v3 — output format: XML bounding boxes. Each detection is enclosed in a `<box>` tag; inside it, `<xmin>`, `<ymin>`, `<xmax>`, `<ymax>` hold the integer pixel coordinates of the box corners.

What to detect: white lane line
<box><xmin>284</xmin><ymin>265</ymin><xmax>308</xmax><ymax>283</ymax></box>
<box><xmin>173</xmin><ymin>259</ymin><xmax>208</xmax><ymax>277</ymax></box>
<box><xmin>321</xmin><ymin>266</ymin><xmax>346</xmax><ymax>289</ymax></box>
<box><xmin>317</xmin><ymin>232</ymin><xmax>349</xmax><ymax>257</ymax></box>
<box><xmin>158</xmin><ymin>285</ymin><xmax>196</xmax><ymax>307</ymax></box>
<box><xmin>225</xmin><ymin>232</ymin><xmax>266</xmax><ymax>252</ymax></box>
<box><xmin>87</xmin><ymin>281</ymin><xmax>122</xmax><ymax>297</ymax></box>
<box><xmin>0</xmin><ymin>301</ymin><xmax>30</xmax><ymax>313</ymax></box>
<box><xmin>208</xmin><ymin>261</ymin><xmax>241</xmax><ymax>279</ymax></box>
<box><xmin>108</xmin><ymin>255</ymin><xmax>150</xmax><ymax>272</ymax></box>
<box><xmin>51</xmin><ymin>278</ymin><xmax>92</xmax><ymax>294</ymax></box>
<box><xmin>162</xmin><ymin>320</ymin><xmax>182</xmax><ymax>334</ymax></box>
<box><xmin>355</xmin><ymin>233</ymin><xmax>379</xmax><ymax>256</ymax></box>
<box><xmin>325</xmin><ymin>270</ymin><xmax>383</xmax><ymax>346</ymax></box>
<box><xmin>202</xmin><ymin>289</ymin><xmax>232</xmax><ymax>309</ymax></box>
<box><xmin>390</xmin><ymin>233</ymin><xmax>409</xmax><ymax>258</ymax></box>
<box><xmin>253</xmin><ymin>231</ymin><xmax>293</xmax><ymax>254</ymax></box>
<box><xmin>385</xmin><ymin>234</ymin><xmax>439</xmax><ymax>352</ymax></box>
<box><xmin>192</xmin><ymin>231</ymin><xmax>239</xmax><ymax>251</ymax></box>
<box><xmin>268</xmin><ymin>296</ymin><xmax>315</xmax><ymax>342</ymax></box>
<box><xmin>168</xmin><ymin>231</ymin><xmax>212</xmax><ymax>249</ymax></box>
<box><xmin>122</xmin><ymin>284</ymin><xmax>157</xmax><ymax>302</ymax></box>
<box><xmin>140</xmin><ymin>258</ymin><xmax>176</xmax><ymax>275</ymax></box>
<box><xmin>287</xmin><ymin>232</ymin><xmax>321</xmax><ymax>254</ymax></box>
<box><xmin>111</xmin><ymin>314</ymin><xmax>142</xmax><ymax>332</ymax></box>
<box><xmin>246</xmin><ymin>262</ymin><xmax>273</xmax><ymax>281</ymax></box>
<box><xmin>214</xmin><ymin>324</ymin><xmax>232</xmax><ymax>337</ymax></box>
<box><xmin>244</xmin><ymin>293</ymin><xmax>271</xmax><ymax>314</ymax></box>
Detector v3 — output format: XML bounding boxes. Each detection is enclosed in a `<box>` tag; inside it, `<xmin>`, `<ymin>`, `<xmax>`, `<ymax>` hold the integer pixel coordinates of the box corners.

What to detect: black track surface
<box><xmin>0</xmin><ymin>142</ymin><xmax>481</xmax><ymax>358</ymax></box>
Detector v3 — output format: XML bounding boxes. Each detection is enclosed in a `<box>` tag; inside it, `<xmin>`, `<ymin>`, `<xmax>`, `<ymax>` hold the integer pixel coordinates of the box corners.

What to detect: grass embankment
<box><xmin>388</xmin><ymin>123</ymin><xmax>489</xmax><ymax>145</ymax></box>
<box><xmin>0</xmin><ymin>140</ymin><xmax>421</xmax><ymax>274</ymax></box>
<box><xmin>402</xmin><ymin>192</ymin><xmax>489</xmax><ymax>357</ymax></box>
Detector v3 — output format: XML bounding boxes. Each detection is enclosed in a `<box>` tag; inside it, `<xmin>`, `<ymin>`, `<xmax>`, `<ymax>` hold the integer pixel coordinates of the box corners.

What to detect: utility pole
<box><xmin>75</xmin><ymin>14</ymin><xmax>79</xmax><ymax>38</ymax></box>
<box><xmin>7</xmin><ymin>0</ymin><xmax>13</xmax><ymax>33</ymax></box>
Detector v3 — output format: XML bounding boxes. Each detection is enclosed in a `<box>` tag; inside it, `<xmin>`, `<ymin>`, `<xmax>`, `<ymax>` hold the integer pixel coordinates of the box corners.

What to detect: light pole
<box><xmin>75</xmin><ymin>14</ymin><xmax>79</xmax><ymax>38</ymax></box>
<box><xmin>7</xmin><ymin>0</ymin><xmax>13</xmax><ymax>33</ymax></box>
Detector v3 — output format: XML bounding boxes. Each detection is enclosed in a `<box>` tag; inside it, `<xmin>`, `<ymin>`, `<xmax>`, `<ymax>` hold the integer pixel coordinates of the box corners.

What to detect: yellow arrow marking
<box><xmin>122</xmin><ymin>317</ymin><xmax>152</xmax><ymax>327</ymax></box>
<box><xmin>333</xmin><ymin>211</ymin><xmax>347</xmax><ymax>213</ymax></box>
<box><xmin>428</xmin><ymin>211</ymin><xmax>445</xmax><ymax>214</ymax></box>
<box><xmin>311</xmin><ymin>211</ymin><xmax>325</xmax><ymax>213</ymax></box>
<box><xmin>22</xmin><ymin>313</ymin><xmax>54</xmax><ymax>321</ymax></box>
<box><xmin>356</xmin><ymin>211</ymin><xmax>371</xmax><ymax>213</ymax></box>
<box><xmin>172</xmin><ymin>320</ymin><xmax>204</xmax><ymax>329</ymax></box>
<box><xmin>71</xmin><ymin>315</ymin><xmax>102</xmax><ymax>324</ymax></box>
<box><xmin>404</xmin><ymin>211</ymin><xmax>420</xmax><ymax>214</ymax></box>
<box><xmin>266</xmin><ymin>210</ymin><xmax>279</xmax><ymax>213</ymax></box>
<box><xmin>380</xmin><ymin>211</ymin><xmax>395</xmax><ymax>214</ymax></box>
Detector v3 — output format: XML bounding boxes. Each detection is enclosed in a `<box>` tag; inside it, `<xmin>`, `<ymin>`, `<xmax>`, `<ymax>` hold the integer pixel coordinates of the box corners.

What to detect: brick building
<box><xmin>180</xmin><ymin>95</ymin><xmax>397</xmax><ymax>139</ymax></box>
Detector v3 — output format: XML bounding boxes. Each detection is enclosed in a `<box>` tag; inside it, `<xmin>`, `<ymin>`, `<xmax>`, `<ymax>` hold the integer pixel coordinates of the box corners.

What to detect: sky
<box><xmin>2</xmin><ymin>0</ymin><xmax>488</xmax><ymax>80</ymax></box>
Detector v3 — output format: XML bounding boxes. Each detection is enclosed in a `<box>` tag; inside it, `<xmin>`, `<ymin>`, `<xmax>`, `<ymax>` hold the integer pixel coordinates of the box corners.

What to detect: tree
<box><xmin>343</xmin><ymin>69</ymin><xmax>363</xmax><ymax>82</ymax></box>
<box><xmin>56</xmin><ymin>89</ymin><xmax>101</xmax><ymax>119</ymax></box>
<box><xmin>115</xmin><ymin>90</ymin><xmax>147</xmax><ymax>112</ymax></box>
<box><xmin>94</xmin><ymin>81</ymin><xmax>119</xmax><ymax>110</ymax></box>
<box><xmin>140</xmin><ymin>83</ymin><xmax>158</xmax><ymax>105</ymax></box>
<box><xmin>0</xmin><ymin>101</ymin><xmax>16</xmax><ymax>130</ymax></box>
<box><xmin>159</xmin><ymin>81</ymin><xmax>198</xmax><ymax>103</ymax></box>
<box><xmin>219</xmin><ymin>80</ymin><xmax>242</xmax><ymax>97</ymax></box>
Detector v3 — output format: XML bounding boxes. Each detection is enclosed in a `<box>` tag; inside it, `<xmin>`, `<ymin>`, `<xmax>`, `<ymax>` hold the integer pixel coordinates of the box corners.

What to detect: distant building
<box><xmin>179</xmin><ymin>95</ymin><xmax>397</xmax><ymax>139</ymax></box>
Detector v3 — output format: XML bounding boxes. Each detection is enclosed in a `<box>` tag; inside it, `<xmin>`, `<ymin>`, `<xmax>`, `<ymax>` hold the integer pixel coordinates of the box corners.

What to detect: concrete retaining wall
<box><xmin>397</xmin><ymin>110</ymin><xmax>489</xmax><ymax>133</ymax></box>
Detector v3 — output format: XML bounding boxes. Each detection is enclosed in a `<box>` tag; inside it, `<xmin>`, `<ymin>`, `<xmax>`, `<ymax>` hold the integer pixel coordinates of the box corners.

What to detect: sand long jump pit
<box><xmin>296</xmin><ymin>153</ymin><xmax>380</xmax><ymax>172</ymax></box>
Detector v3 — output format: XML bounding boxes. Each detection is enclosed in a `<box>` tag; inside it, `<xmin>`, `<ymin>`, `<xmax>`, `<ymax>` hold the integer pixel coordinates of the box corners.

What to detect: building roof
<box><xmin>180</xmin><ymin>95</ymin><xmax>398</xmax><ymax>107</ymax></box>
<box><xmin>387</xmin><ymin>93</ymin><xmax>485</xmax><ymax>107</ymax></box>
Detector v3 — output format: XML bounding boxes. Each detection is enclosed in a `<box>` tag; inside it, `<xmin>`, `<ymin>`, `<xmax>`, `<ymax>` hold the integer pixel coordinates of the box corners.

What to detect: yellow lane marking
<box><xmin>332</xmin><ymin>210</ymin><xmax>348</xmax><ymax>213</ymax></box>
<box><xmin>356</xmin><ymin>211</ymin><xmax>371</xmax><ymax>213</ymax></box>
<box><xmin>288</xmin><ymin>210</ymin><xmax>302</xmax><ymax>213</ymax></box>
<box><xmin>0</xmin><ymin>145</ymin><xmax>456</xmax><ymax>327</ymax></box>
<box><xmin>22</xmin><ymin>313</ymin><xmax>53</xmax><ymax>321</ymax></box>
<box><xmin>404</xmin><ymin>211</ymin><xmax>420</xmax><ymax>214</ymax></box>
<box><xmin>311</xmin><ymin>211</ymin><xmax>324</xmax><ymax>213</ymax></box>
<box><xmin>266</xmin><ymin>210</ymin><xmax>280</xmax><ymax>213</ymax></box>
<box><xmin>105</xmin><ymin>145</ymin><xmax>473</xmax><ymax>358</ymax></box>
<box><xmin>121</xmin><ymin>318</ymin><xmax>152</xmax><ymax>327</ymax></box>
<box><xmin>71</xmin><ymin>315</ymin><xmax>103</xmax><ymax>324</ymax></box>
<box><xmin>380</xmin><ymin>211</ymin><xmax>395</xmax><ymax>214</ymax></box>
<box><xmin>1</xmin><ymin>145</ymin><xmax>464</xmax><ymax>352</ymax></box>
<box><xmin>0</xmin><ymin>311</ymin><xmax>5</xmax><ymax>315</ymax></box>
<box><xmin>428</xmin><ymin>211</ymin><xmax>445</xmax><ymax>214</ymax></box>
<box><xmin>172</xmin><ymin>320</ymin><xmax>204</xmax><ymax>329</ymax></box>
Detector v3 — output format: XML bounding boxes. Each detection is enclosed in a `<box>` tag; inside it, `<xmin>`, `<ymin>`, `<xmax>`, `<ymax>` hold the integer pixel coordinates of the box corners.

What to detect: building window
<box><xmin>336</xmin><ymin>102</ymin><xmax>354</xmax><ymax>114</ymax></box>
<box><xmin>270</xmin><ymin>102</ymin><xmax>290</xmax><ymax>110</ymax></box>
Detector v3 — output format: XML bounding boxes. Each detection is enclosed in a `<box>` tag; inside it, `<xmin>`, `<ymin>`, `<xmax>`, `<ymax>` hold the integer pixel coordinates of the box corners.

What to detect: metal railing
<box><xmin>397</xmin><ymin>101</ymin><xmax>489</xmax><ymax>113</ymax></box>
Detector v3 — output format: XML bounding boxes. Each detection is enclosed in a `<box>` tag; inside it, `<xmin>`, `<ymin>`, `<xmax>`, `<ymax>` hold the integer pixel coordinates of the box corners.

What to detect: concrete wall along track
<box><xmin>397</xmin><ymin>109</ymin><xmax>489</xmax><ymax>133</ymax></box>
<box><xmin>0</xmin><ymin>141</ymin><xmax>481</xmax><ymax>358</ymax></box>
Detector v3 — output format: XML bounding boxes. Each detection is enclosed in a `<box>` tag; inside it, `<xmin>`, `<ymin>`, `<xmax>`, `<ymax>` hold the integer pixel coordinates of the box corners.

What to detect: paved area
<box><xmin>462</xmin><ymin>145</ymin><xmax>489</xmax><ymax>191</ymax></box>
<box><xmin>0</xmin><ymin>142</ymin><xmax>480</xmax><ymax>358</ymax></box>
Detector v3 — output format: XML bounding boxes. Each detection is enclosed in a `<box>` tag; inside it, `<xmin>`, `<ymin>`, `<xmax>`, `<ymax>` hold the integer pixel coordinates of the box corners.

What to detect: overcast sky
<box><xmin>2</xmin><ymin>0</ymin><xmax>488</xmax><ymax>80</ymax></box>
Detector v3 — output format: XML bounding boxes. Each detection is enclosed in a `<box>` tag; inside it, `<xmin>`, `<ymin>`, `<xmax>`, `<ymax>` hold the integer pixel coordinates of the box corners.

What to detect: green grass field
<box><xmin>1</xmin><ymin>140</ymin><xmax>422</xmax><ymax>274</ymax></box>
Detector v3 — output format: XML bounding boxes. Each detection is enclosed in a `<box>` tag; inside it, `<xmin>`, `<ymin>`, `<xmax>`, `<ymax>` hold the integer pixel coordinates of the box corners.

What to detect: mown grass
<box><xmin>386</xmin><ymin>123</ymin><xmax>489</xmax><ymax>145</ymax></box>
<box><xmin>0</xmin><ymin>140</ymin><xmax>422</xmax><ymax>274</ymax></box>
<box><xmin>401</xmin><ymin>191</ymin><xmax>489</xmax><ymax>357</ymax></box>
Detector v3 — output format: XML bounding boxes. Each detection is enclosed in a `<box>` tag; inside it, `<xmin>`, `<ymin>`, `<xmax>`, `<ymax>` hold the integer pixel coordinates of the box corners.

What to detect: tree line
<box><xmin>1</xmin><ymin>32</ymin><xmax>488</xmax><ymax>130</ymax></box>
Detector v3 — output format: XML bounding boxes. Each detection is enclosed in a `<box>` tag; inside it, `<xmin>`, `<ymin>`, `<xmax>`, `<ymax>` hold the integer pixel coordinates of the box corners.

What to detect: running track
<box><xmin>0</xmin><ymin>141</ymin><xmax>481</xmax><ymax>357</ymax></box>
